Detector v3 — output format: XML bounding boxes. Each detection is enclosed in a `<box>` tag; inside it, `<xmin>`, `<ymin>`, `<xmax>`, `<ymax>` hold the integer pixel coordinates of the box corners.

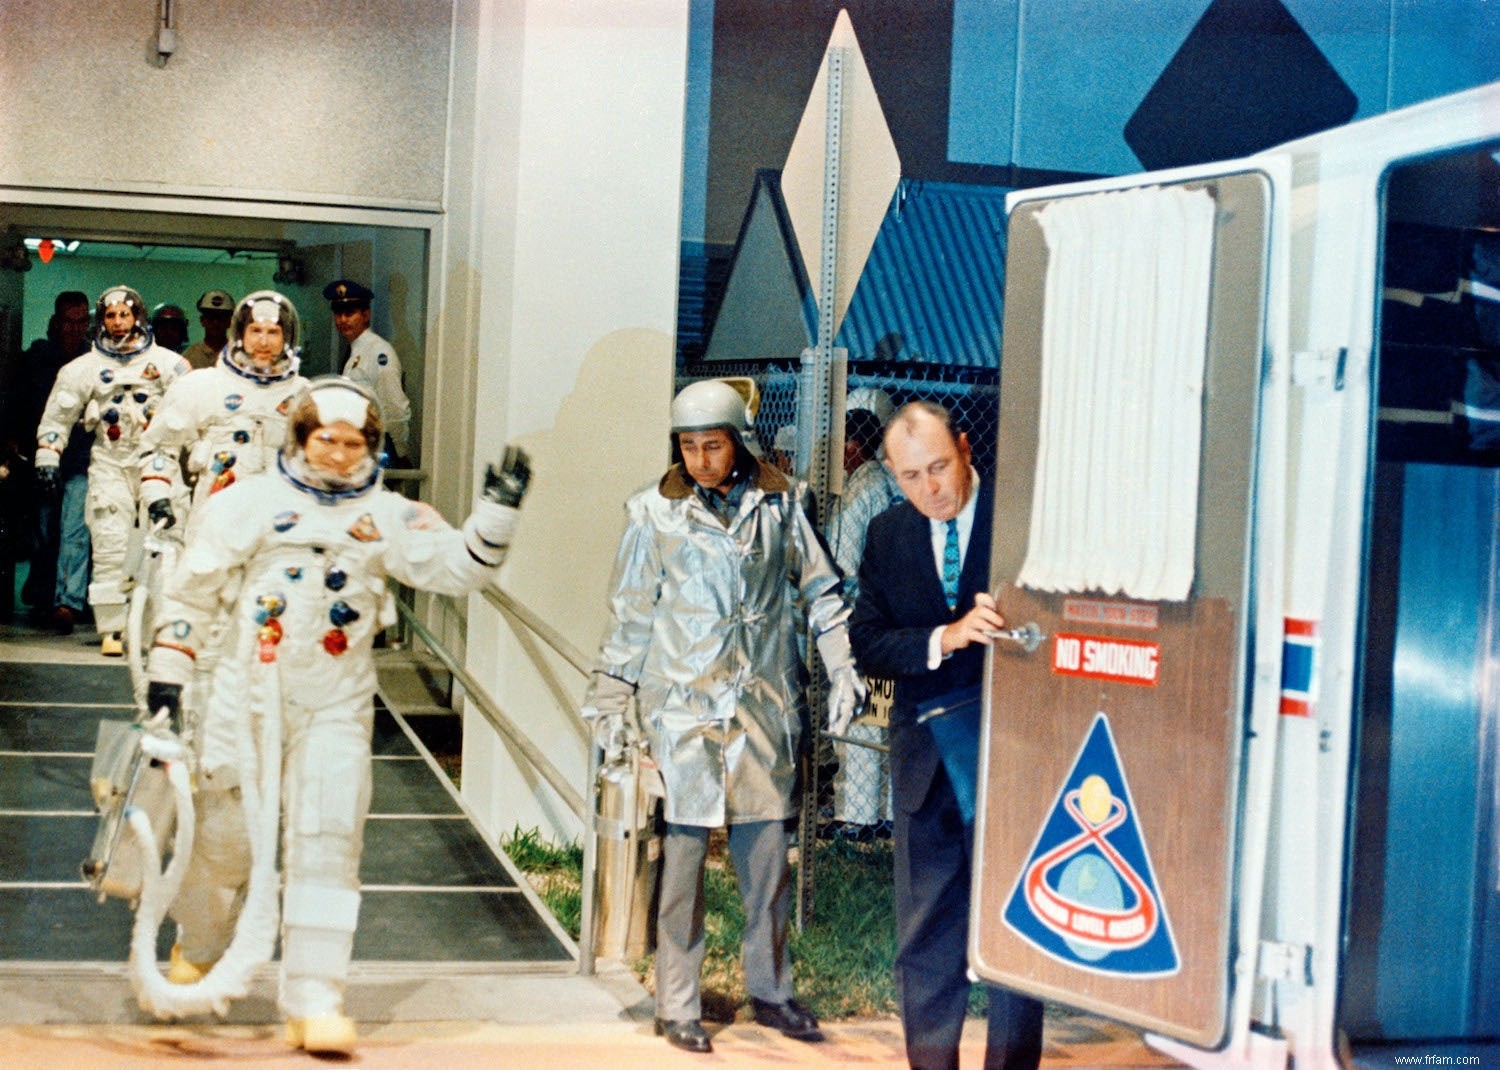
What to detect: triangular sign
<box><xmin>1002</xmin><ymin>713</ymin><xmax>1179</xmax><ymax>978</ymax></box>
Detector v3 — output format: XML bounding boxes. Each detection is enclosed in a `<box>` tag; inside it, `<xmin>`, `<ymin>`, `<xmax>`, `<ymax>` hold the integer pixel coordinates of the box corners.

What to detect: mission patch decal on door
<box><xmin>1002</xmin><ymin>713</ymin><xmax>1179</xmax><ymax>978</ymax></box>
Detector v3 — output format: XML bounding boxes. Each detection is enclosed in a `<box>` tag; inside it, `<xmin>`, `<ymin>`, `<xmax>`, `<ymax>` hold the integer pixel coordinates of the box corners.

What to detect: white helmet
<box><xmin>670</xmin><ymin>378</ymin><xmax>756</xmax><ymax>435</ymax></box>
<box><xmin>846</xmin><ymin>386</ymin><xmax>895</xmax><ymax>426</ymax></box>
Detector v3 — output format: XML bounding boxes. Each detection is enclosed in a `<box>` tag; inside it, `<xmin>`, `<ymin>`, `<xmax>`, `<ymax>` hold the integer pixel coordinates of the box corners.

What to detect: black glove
<box><xmin>145</xmin><ymin>680</ymin><xmax>182</xmax><ymax>729</ymax></box>
<box><xmin>481</xmin><ymin>444</ymin><xmax>532</xmax><ymax>509</ymax></box>
<box><xmin>147</xmin><ymin>498</ymin><xmax>176</xmax><ymax>530</ymax></box>
<box><xmin>35</xmin><ymin>465</ymin><xmax>60</xmax><ymax>499</ymax></box>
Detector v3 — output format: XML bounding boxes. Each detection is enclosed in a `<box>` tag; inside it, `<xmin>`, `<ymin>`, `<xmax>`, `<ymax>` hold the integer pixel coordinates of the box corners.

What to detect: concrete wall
<box><xmin>0</xmin><ymin>0</ymin><xmax>452</xmax><ymax>208</ymax></box>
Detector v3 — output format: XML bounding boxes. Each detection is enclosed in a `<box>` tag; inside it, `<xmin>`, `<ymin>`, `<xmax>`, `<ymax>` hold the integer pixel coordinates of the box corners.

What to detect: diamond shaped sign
<box><xmin>781</xmin><ymin>9</ymin><xmax>901</xmax><ymax>341</ymax></box>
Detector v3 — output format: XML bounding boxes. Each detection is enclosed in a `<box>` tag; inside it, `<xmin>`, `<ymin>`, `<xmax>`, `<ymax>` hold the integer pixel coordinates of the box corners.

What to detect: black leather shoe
<box><xmin>654</xmin><ymin>1017</ymin><xmax>712</xmax><ymax>1053</ymax></box>
<box><xmin>750</xmin><ymin>997</ymin><xmax>823</xmax><ymax>1042</ymax></box>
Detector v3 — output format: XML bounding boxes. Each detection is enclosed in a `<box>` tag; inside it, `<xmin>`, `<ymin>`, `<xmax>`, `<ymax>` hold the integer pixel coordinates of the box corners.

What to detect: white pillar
<box><xmin>437</xmin><ymin>0</ymin><xmax>689</xmax><ymax>844</ymax></box>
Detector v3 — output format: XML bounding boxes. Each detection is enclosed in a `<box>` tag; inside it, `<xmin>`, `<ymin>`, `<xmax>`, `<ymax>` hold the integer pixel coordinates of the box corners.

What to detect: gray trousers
<box><xmin>655</xmin><ymin>819</ymin><xmax>793</xmax><ymax>1020</ymax></box>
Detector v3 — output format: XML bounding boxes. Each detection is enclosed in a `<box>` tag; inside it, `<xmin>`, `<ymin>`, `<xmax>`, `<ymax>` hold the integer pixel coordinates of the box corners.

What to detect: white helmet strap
<box><xmin>249</xmin><ymin>298</ymin><xmax>282</xmax><ymax>325</ymax></box>
<box><xmin>311</xmin><ymin>385</ymin><xmax>370</xmax><ymax>429</ymax></box>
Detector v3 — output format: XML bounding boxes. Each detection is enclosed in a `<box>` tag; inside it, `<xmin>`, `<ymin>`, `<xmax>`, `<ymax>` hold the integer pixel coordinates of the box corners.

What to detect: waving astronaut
<box><xmin>143</xmin><ymin>377</ymin><xmax>531</xmax><ymax>1055</ymax></box>
<box><xmin>138</xmin><ymin>290</ymin><xmax>308</xmax><ymax>533</ymax></box>
<box><xmin>35</xmin><ymin>285</ymin><xmax>191</xmax><ymax>656</ymax></box>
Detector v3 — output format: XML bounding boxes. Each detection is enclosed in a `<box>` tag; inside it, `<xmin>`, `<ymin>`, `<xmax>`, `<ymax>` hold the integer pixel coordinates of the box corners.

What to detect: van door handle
<box><xmin>987</xmin><ymin>621</ymin><xmax>1046</xmax><ymax>654</ymax></box>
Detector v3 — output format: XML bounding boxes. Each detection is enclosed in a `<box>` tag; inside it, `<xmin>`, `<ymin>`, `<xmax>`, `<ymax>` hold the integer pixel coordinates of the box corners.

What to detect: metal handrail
<box><xmin>393</xmin><ymin>586</ymin><xmax>604</xmax><ymax>976</ymax></box>
<box><xmin>391</xmin><ymin>598</ymin><xmax>585</xmax><ymax>819</ymax></box>
<box><xmin>483</xmin><ymin>586</ymin><xmax>591</xmax><ymax>676</ymax></box>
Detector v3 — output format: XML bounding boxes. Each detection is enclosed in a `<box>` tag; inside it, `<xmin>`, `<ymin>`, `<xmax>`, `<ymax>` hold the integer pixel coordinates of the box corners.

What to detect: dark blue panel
<box><xmin>1123</xmin><ymin>0</ymin><xmax>1357</xmax><ymax>170</ymax></box>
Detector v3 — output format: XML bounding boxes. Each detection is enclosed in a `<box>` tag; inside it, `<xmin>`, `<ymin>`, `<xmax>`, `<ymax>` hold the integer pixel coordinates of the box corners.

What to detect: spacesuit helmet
<box><xmin>286</xmin><ymin>375</ymin><xmax>383</xmax><ymax>457</ymax></box>
<box><xmin>278</xmin><ymin>376</ymin><xmax>385</xmax><ymax>499</ymax></box>
<box><xmin>94</xmin><ymin>285</ymin><xmax>152</xmax><ymax>357</ymax></box>
<box><xmin>229</xmin><ymin>290</ymin><xmax>300</xmax><ymax>372</ymax></box>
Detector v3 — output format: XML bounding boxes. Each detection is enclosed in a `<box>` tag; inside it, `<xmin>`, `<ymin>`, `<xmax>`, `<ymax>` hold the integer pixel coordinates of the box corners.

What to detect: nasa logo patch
<box><xmin>273</xmin><ymin>511</ymin><xmax>301</xmax><ymax>532</ymax></box>
<box><xmin>224</xmin><ymin>394</ymin><xmax>244</xmax><ymax>411</ymax></box>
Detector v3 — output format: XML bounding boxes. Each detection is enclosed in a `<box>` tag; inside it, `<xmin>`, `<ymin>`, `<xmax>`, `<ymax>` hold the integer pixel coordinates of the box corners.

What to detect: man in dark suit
<box><xmin>849</xmin><ymin>401</ymin><xmax>1044</xmax><ymax>1070</ymax></box>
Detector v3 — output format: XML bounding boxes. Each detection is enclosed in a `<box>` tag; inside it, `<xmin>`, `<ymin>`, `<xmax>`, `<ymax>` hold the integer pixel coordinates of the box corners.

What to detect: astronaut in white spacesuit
<box><xmin>35</xmin><ymin>286</ymin><xmax>191</xmax><ymax>655</ymax></box>
<box><xmin>137</xmin><ymin>290</ymin><xmax>308</xmax><ymax>533</ymax></box>
<box><xmin>143</xmin><ymin>377</ymin><xmax>531</xmax><ymax>1055</ymax></box>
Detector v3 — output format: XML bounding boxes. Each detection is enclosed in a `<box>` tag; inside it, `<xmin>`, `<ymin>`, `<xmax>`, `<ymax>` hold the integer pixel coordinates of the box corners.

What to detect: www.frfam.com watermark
<box><xmin>1391</xmin><ymin>1057</ymin><xmax>1483</xmax><ymax>1066</ymax></box>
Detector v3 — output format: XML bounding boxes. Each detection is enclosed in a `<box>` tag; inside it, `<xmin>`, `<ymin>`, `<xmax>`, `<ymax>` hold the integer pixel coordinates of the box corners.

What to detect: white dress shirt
<box><xmin>926</xmin><ymin>468</ymin><xmax>981</xmax><ymax>669</ymax></box>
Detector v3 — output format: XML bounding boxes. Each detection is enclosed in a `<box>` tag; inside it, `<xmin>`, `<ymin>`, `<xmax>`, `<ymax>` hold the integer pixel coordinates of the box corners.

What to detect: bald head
<box><xmin>882</xmin><ymin>402</ymin><xmax>973</xmax><ymax>521</ymax></box>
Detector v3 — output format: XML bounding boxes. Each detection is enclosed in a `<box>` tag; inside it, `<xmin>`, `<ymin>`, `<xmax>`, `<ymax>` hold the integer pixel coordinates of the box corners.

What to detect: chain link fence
<box><xmin>677</xmin><ymin>357</ymin><xmax>999</xmax><ymax>921</ymax></box>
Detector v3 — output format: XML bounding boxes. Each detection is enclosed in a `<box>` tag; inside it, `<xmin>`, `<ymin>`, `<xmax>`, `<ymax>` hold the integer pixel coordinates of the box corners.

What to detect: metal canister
<box><xmin>591</xmin><ymin>747</ymin><xmax>660</xmax><ymax>961</ymax></box>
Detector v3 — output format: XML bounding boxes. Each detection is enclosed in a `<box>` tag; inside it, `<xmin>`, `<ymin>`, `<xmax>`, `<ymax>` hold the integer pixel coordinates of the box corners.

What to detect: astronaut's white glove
<box><xmin>582</xmin><ymin>671</ymin><xmax>635</xmax><ymax>763</ymax></box>
<box><xmin>463</xmin><ymin>500</ymin><xmax>519</xmax><ymax>566</ymax></box>
<box><xmin>464</xmin><ymin>445</ymin><xmax>532</xmax><ymax>566</ymax></box>
<box><xmin>817</xmin><ymin>626</ymin><xmax>867</xmax><ymax>736</ymax></box>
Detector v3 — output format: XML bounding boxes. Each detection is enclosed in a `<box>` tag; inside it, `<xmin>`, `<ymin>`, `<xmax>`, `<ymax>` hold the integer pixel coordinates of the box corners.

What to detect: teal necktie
<box><xmin>942</xmin><ymin>518</ymin><xmax>960</xmax><ymax>611</ymax></box>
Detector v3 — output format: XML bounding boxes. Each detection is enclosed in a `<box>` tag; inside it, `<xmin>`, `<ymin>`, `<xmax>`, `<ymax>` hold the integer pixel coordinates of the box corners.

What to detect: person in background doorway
<box><xmin>6</xmin><ymin>291</ymin><xmax>93</xmax><ymax>631</ymax></box>
<box><xmin>849</xmin><ymin>401</ymin><xmax>1044</xmax><ymax>1070</ymax></box>
<box><xmin>323</xmin><ymin>279</ymin><xmax>411</xmax><ymax>464</ymax></box>
<box><xmin>35</xmin><ymin>286</ymin><xmax>190</xmax><ymax>655</ymax></box>
<box><xmin>826</xmin><ymin>387</ymin><xmax>903</xmax><ymax>838</ymax></box>
<box><xmin>151</xmin><ymin>303</ymin><xmax>190</xmax><ymax>354</ymax></box>
<box><xmin>582</xmin><ymin>379</ymin><xmax>864</xmax><ymax>1055</ymax></box>
<box><xmin>182</xmin><ymin>290</ymin><xmax>234</xmax><ymax>371</ymax></box>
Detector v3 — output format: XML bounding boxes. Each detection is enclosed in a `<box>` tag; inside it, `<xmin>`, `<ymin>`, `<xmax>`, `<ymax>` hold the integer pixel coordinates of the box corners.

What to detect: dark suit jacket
<box><xmin>849</xmin><ymin>481</ymin><xmax>993</xmax><ymax>812</ymax></box>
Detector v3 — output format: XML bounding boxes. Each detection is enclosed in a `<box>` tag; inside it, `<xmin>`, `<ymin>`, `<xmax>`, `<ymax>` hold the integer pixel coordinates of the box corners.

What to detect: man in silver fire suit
<box><xmin>138</xmin><ymin>290</ymin><xmax>308</xmax><ymax>533</ymax></box>
<box><xmin>35</xmin><ymin>286</ymin><xmax>190</xmax><ymax>655</ymax></box>
<box><xmin>583</xmin><ymin>378</ymin><xmax>865</xmax><ymax>1055</ymax></box>
<box><xmin>144</xmin><ymin>377</ymin><xmax>531</xmax><ymax>1056</ymax></box>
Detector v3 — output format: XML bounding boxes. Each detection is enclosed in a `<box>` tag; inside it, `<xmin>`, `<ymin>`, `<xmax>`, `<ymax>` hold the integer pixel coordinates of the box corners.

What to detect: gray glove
<box><xmin>482</xmin><ymin>445</ymin><xmax>533</xmax><ymax>509</ymax></box>
<box><xmin>583</xmin><ymin>672</ymin><xmax>635</xmax><ymax>763</ymax></box>
<box><xmin>147</xmin><ymin>498</ymin><xmax>176</xmax><ymax>530</ymax></box>
<box><xmin>146</xmin><ymin>680</ymin><xmax>183</xmax><ymax>735</ymax></box>
<box><xmin>35</xmin><ymin>463</ymin><xmax>60</xmax><ymax>499</ymax></box>
<box><xmin>816</xmin><ymin>626</ymin><xmax>868</xmax><ymax>736</ymax></box>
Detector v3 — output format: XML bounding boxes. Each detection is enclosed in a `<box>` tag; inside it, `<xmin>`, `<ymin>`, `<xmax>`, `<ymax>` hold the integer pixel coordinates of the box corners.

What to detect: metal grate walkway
<box><xmin>0</xmin><ymin>634</ymin><xmax>587</xmax><ymax>1025</ymax></box>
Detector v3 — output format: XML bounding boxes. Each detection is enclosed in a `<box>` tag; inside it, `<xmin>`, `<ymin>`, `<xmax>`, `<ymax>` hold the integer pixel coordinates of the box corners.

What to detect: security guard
<box><xmin>182</xmin><ymin>290</ymin><xmax>235</xmax><ymax>371</ymax></box>
<box><xmin>322</xmin><ymin>280</ymin><xmax>412</xmax><ymax>462</ymax></box>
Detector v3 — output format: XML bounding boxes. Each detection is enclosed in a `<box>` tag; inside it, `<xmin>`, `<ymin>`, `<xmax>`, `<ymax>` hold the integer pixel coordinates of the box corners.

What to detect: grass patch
<box><xmin>501</xmin><ymin>825</ymin><xmax>918</xmax><ymax>1021</ymax></box>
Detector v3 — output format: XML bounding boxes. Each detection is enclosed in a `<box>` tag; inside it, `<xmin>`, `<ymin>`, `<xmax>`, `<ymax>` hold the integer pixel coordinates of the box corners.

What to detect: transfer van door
<box><xmin>970</xmin><ymin>163</ymin><xmax>1287</xmax><ymax>1050</ymax></box>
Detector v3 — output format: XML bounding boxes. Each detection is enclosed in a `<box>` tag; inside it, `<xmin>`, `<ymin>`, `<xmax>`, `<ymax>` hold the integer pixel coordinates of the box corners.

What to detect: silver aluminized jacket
<box><xmin>589</xmin><ymin>461</ymin><xmax>849</xmax><ymax>827</ymax></box>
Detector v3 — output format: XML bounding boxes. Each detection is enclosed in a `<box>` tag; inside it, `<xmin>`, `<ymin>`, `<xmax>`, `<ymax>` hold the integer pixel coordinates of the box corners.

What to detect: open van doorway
<box><xmin>1342</xmin><ymin>140</ymin><xmax>1500</xmax><ymax>1054</ymax></box>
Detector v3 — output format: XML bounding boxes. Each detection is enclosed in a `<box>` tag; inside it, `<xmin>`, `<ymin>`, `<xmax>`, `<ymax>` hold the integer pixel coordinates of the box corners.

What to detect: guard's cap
<box><xmin>323</xmin><ymin>279</ymin><xmax>373</xmax><ymax>309</ymax></box>
<box><xmin>197</xmin><ymin>289</ymin><xmax>234</xmax><ymax>314</ymax></box>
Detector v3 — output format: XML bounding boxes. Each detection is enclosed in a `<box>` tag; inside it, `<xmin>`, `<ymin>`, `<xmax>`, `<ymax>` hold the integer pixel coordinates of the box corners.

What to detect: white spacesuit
<box><xmin>144</xmin><ymin>377</ymin><xmax>530</xmax><ymax>1055</ymax></box>
<box><xmin>35</xmin><ymin>286</ymin><xmax>190</xmax><ymax>652</ymax></box>
<box><xmin>138</xmin><ymin>290</ymin><xmax>307</xmax><ymax>531</ymax></box>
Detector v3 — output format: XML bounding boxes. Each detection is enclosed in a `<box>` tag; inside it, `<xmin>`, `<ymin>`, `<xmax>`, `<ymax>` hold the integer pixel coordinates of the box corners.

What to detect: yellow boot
<box><xmin>100</xmin><ymin>632</ymin><xmax>124</xmax><ymax>657</ymax></box>
<box><xmin>286</xmin><ymin>1013</ymin><xmax>358</xmax><ymax>1056</ymax></box>
<box><xmin>166</xmin><ymin>943</ymin><xmax>216</xmax><ymax>984</ymax></box>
